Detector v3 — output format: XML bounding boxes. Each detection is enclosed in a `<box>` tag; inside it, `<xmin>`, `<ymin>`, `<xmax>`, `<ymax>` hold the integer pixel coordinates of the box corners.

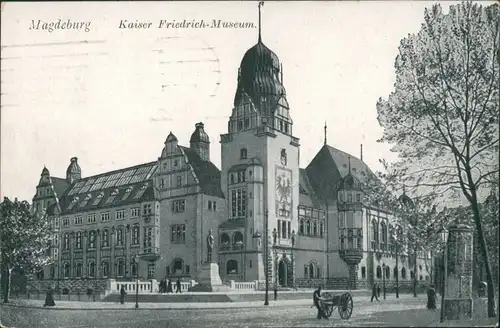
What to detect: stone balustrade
<box><xmin>107</xmin><ymin>279</ymin><xmax>197</xmax><ymax>294</ymax></box>
<box><xmin>230</xmin><ymin>280</ymin><xmax>259</xmax><ymax>291</ymax></box>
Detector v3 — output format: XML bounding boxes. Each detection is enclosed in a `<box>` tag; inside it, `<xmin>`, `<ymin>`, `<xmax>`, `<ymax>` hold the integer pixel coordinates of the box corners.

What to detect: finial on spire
<box><xmin>324</xmin><ymin>121</ymin><xmax>327</xmax><ymax>145</ymax></box>
<box><xmin>348</xmin><ymin>156</ymin><xmax>351</xmax><ymax>173</ymax></box>
<box><xmin>403</xmin><ymin>184</ymin><xmax>406</xmax><ymax>195</ymax></box>
<box><xmin>258</xmin><ymin>1</ymin><xmax>264</xmax><ymax>43</ymax></box>
<box><xmin>280</xmin><ymin>63</ymin><xmax>283</xmax><ymax>83</ymax></box>
<box><xmin>360</xmin><ymin>144</ymin><xmax>363</xmax><ymax>162</ymax></box>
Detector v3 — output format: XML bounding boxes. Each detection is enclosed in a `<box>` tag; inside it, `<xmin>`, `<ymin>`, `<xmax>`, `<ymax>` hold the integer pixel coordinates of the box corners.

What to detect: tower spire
<box><xmin>258</xmin><ymin>1</ymin><xmax>264</xmax><ymax>43</ymax></box>
<box><xmin>324</xmin><ymin>121</ymin><xmax>327</xmax><ymax>145</ymax></box>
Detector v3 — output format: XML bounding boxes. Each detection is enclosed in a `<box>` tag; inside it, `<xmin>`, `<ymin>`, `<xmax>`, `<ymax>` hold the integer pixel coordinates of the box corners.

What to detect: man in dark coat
<box><xmin>175</xmin><ymin>277</ymin><xmax>182</xmax><ymax>293</ymax></box>
<box><xmin>43</xmin><ymin>287</ymin><xmax>56</xmax><ymax>307</ymax></box>
<box><xmin>167</xmin><ymin>279</ymin><xmax>173</xmax><ymax>293</ymax></box>
<box><xmin>427</xmin><ymin>284</ymin><xmax>437</xmax><ymax>309</ymax></box>
<box><xmin>159</xmin><ymin>278</ymin><xmax>166</xmax><ymax>293</ymax></box>
<box><xmin>119</xmin><ymin>285</ymin><xmax>127</xmax><ymax>304</ymax></box>
<box><xmin>371</xmin><ymin>283</ymin><xmax>380</xmax><ymax>302</ymax></box>
<box><xmin>313</xmin><ymin>286</ymin><xmax>328</xmax><ymax>320</ymax></box>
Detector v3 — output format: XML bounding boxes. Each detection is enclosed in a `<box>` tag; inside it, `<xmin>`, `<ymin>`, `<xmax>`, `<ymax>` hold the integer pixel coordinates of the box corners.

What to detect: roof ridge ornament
<box><xmin>324</xmin><ymin>121</ymin><xmax>327</xmax><ymax>146</ymax></box>
<box><xmin>258</xmin><ymin>1</ymin><xmax>264</xmax><ymax>43</ymax></box>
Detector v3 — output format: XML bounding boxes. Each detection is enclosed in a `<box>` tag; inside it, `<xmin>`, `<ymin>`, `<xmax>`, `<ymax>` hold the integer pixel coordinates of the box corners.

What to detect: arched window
<box><xmin>372</xmin><ymin>220</ymin><xmax>378</xmax><ymax>249</ymax></box>
<box><xmin>76</xmin><ymin>231</ymin><xmax>82</xmax><ymax>249</ymax></box>
<box><xmin>309</xmin><ymin>262</ymin><xmax>315</xmax><ymax>279</ymax></box>
<box><xmin>299</xmin><ymin>219</ymin><xmax>304</xmax><ymax>235</ymax></box>
<box><xmin>220</xmin><ymin>233</ymin><xmax>230</xmax><ymax>245</ymax></box>
<box><xmin>385</xmin><ymin>266</ymin><xmax>390</xmax><ymax>279</ymax></box>
<box><xmin>410</xmin><ymin>270</ymin><xmax>414</xmax><ymax>279</ymax></box>
<box><xmin>240</xmin><ymin>148</ymin><xmax>247</xmax><ymax>160</ymax></box>
<box><xmin>102</xmin><ymin>261</ymin><xmax>110</xmax><ymax>278</ymax></box>
<box><xmin>339</xmin><ymin>212</ymin><xmax>345</xmax><ymax>228</ymax></box>
<box><xmin>357</xmin><ymin>229</ymin><xmax>363</xmax><ymax>249</ymax></box>
<box><xmin>340</xmin><ymin>230</ymin><xmax>345</xmax><ymax>250</ymax></box>
<box><xmin>348</xmin><ymin>230</ymin><xmax>354</xmax><ymax>249</ymax></box>
<box><xmin>172</xmin><ymin>258</ymin><xmax>183</xmax><ymax>275</ymax></box>
<box><xmin>312</xmin><ymin>222</ymin><xmax>317</xmax><ymax>236</ymax></box>
<box><xmin>75</xmin><ymin>262</ymin><xmax>82</xmax><ymax>278</ymax></box>
<box><xmin>88</xmin><ymin>261</ymin><xmax>95</xmax><ymax>278</ymax></box>
<box><xmin>356</xmin><ymin>193</ymin><xmax>361</xmax><ymax>202</ymax></box>
<box><xmin>380</xmin><ymin>222</ymin><xmax>387</xmax><ymax>251</ymax></box>
<box><xmin>393</xmin><ymin>266</ymin><xmax>398</xmax><ymax>279</ymax></box>
<box><xmin>117</xmin><ymin>259</ymin><xmax>125</xmax><ymax>277</ymax></box>
<box><xmin>88</xmin><ymin>230</ymin><xmax>96</xmax><ymax>249</ymax></box>
<box><xmin>306</xmin><ymin>221</ymin><xmax>311</xmax><ymax>235</ymax></box>
<box><xmin>376</xmin><ymin>265</ymin><xmax>382</xmax><ymax>279</ymax></box>
<box><xmin>131</xmin><ymin>263</ymin><xmax>137</xmax><ymax>277</ymax></box>
<box><xmin>117</xmin><ymin>227</ymin><xmax>124</xmax><ymax>246</ymax></box>
<box><xmin>131</xmin><ymin>226</ymin><xmax>140</xmax><ymax>245</ymax></box>
<box><xmin>233</xmin><ymin>231</ymin><xmax>244</xmax><ymax>245</ymax></box>
<box><xmin>401</xmin><ymin>267</ymin><xmax>406</xmax><ymax>279</ymax></box>
<box><xmin>63</xmin><ymin>262</ymin><xmax>70</xmax><ymax>278</ymax></box>
<box><xmin>102</xmin><ymin>229</ymin><xmax>110</xmax><ymax>248</ymax></box>
<box><xmin>64</xmin><ymin>233</ymin><xmax>70</xmax><ymax>250</ymax></box>
<box><xmin>320</xmin><ymin>222</ymin><xmax>324</xmax><ymax>238</ymax></box>
<box><xmin>227</xmin><ymin>259</ymin><xmax>238</xmax><ymax>274</ymax></box>
<box><xmin>50</xmin><ymin>266</ymin><xmax>55</xmax><ymax>279</ymax></box>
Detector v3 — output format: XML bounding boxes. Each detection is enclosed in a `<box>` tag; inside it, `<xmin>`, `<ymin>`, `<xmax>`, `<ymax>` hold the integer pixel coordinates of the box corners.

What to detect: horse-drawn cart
<box><xmin>319</xmin><ymin>292</ymin><xmax>354</xmax><ymax>319</ymax></box>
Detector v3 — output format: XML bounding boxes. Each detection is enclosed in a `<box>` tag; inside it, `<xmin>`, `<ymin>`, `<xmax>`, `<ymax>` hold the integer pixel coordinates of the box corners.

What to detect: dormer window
<box><xmin>92</xmin><ymin>193</ymin><xmax>104</xmax><ymax>206</ymax></box>
<box><xmin>122</xmin><ymin>187</ymin><xmax>134</xmax><ymax>201</ymax></box>
<box><xmin>240</xmin><ymin>148</ymin><xmax>247</xmax><ymax>160</ymax></box>
<box><xmin>67</xmin><ymin>197</ymin><xmax>79</xmax><ymax>210</ymax></box>
<box><xmin>80</xmin><ymin>194</ymin><xmax>92</xmax><ymax>207</ymax></box>
<box><xmin>105</xmin><ymin>189</ymin><xmax>119</xmax><ymax>204</ymax></box>
<box><xmin>134</xmin><ymin>184</ymin><xmax>148</xmax><ymax>199</ymax></box>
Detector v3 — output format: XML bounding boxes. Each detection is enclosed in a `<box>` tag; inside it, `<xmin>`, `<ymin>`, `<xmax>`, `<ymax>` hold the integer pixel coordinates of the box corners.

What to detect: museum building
<box><xmin>31</xmin><ymin>26</ymin><xmax>431</xmax><ymax>293</ymax></box>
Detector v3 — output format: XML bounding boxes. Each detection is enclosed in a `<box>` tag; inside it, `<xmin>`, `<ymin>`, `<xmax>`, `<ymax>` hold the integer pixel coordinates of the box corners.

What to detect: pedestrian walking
<box><xmin>377</xmin><ymin>283</ymin><xmax>381</xmax><ymax>298</ymax></box>
<box><xmin>175</xmin><ymin>277</ymin><xmax>182</xmax><ymax>293</ymax></box>
<box><xmin>167</xmin><ymin>279</ymin><xmax>173</xmax><ymax>293</ymax></box>
<box><xmin>43</xmin><ymin>286</ymin><xmax>56</xmax><ymax>307</ymax></box>
<box><xmin>427</xmin><ymin>284</ymin><xmax>437</xmax><ymax>310</ymax></box>
<box><xmin>371</xmin><ymin>283</ymin><xmax>380</xmax><ymax>302</ymax></box>
<box><xmin>159</xmin><ymin>278</ymin><xmax>166</xmax><ymax>293</ymax></box>
<box><xmin>312</xmin><ymin>285</ymin><xmax>328</xmax><ymax>320</ymax></box>
<box><xmin>120</xmin><ymin>285</ymin><xmax>127</xmax><ymax>304</ymax></box>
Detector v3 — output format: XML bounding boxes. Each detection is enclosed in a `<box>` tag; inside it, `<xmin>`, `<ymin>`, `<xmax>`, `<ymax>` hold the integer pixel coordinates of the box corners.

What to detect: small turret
<box><xmin>189</xmin><ymin>122</ymin><xmax>210</xmax><ymax>161</ymax></box>
<box><xmin>66</xmin><ymin>157</ymin><xmax>81</xmax><ymax>184</ymax></box>
<box><xmin>161</xmin><ymin>132</ymin><xmax>178</xmax><ymax>157</ymax></box>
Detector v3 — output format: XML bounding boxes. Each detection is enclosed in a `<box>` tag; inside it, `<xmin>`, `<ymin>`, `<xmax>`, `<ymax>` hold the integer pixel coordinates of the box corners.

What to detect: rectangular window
<box><xmin>278</xmin><ymin>220</ymin><xmax>282</xmax><ymax>238</ymax></box>
<box><xmin>171</xmin><ymin>224</ymin><xmax>186</xmax><ymax>244</ymax></box>
<box><xmin>159</xmin><ymin>179</ymin><xmax>164</xmax><ymax>189</ymax></box>
<box><xmin>147</xmin><ymin>264</ymin><xmax>155</xmax><ymax>280</ymax></box>
<box><xmin>230</xmin><ymin>188</ymin><xmax>247</xmax><ymax>218</ymax></box>
<box><xmin>172</xmin><ymin>200</ymin><xmax>185</xmax><ymax>213</ymax></box>
<box><xmin>143</xmin><ymin>204</ymin><xmax>153</xmax><ymax>215</ymax></box>
<box><xmin>208</xmin><ymin>201</ymin><xmax>212</xmax><ymax>211</ymax></box>
<box><xmin>287</xmin><ymin>221</ymin><xmax>291</xmax><ymax>239</ymax></box>
<box><xmin>74</xmin><ymin>216</ymin><xmax>83</xmax><ymax>225</ymax></box>
<box><xmin>87</xmin><ymin>214</ymin><xmax>96</xmax><ymax>224</ymax></box>
<box><xmin>176</xmin><ymin>176</ymin><xmax>182</xmax><ymax>187</ymax></box>
<box><xmin>55</xmin><ymin>218</ymin><xmax>60</xmax><ymax>228</ymax></box>
<box><xmin>53</xmin><ymin>248</ymin><xmax>58</xmax><ymax>260</ymax></box>
<box><xmin>361</xmin><ymin>266</ymin><xmax>366</xmax><ymax>279</ymax></box>
<box><xmin>62</xmin><ymin>218</ymin><xmax>69</xmax><ymax>227</ymax></box>
<box><xmin>131</xmin><ymin>207</ymin><xmax>140</xmax><ymax>218</ymax></box>
<box><xmin>144</xmin><ymin>227</ymin><xmax>153</xmax><ymax>250</ymax></box>
<box><xmin>282</xmin><ymin>220</ymin><xmax>287</xmax><ymax>239</ymax></box>
<box><xmin>213</xmin><ymin>202</ymin><xmax>216</xmax><ymax>211</ymax></box>
<box><xmin>116</xmin><ymin>210</ymin><xmax>126</xmax><ymax>220</ymax></box>
<box><xmin>101</xmin><ymin>212</ymin><xmax>110</xmax><ymax>222</ymax></box>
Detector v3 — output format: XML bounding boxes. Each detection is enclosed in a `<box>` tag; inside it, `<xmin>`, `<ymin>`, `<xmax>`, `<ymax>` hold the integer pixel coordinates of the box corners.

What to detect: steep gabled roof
<box><xmin>180</xmin><ymin>146</ymin><xmax>224</xmax><ymax>198</ymax></box>
<box><xmin>299</xmin><ymin>169</ymin><xmax>322</xmax><ymax>208</ymax></box>
<box><xmin>56</xmin><ymin>162</ymin><xmax>159</xmax><ymax>215</ymax></box>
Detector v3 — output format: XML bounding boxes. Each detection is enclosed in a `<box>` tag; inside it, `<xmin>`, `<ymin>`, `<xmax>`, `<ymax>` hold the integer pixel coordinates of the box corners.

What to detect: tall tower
<box><xmin>66</xmin><ymin>157</ymin><xmax>81</xmax><ymax>184</ymax></box>
<box><xmin>220</xmin><ymin>4</ymin><xmax>300</xmax><ymax>282</ymax></box>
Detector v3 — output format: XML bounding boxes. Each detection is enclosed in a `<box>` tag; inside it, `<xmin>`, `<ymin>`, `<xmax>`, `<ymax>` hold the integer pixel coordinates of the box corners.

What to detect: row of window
<box><xmin>277</xmin><ymin>220</ymin><xmax>292</xmax><ymax>240</ymax></box>
<box><xmin>53</xmin><ymin>259</ymin><xmax>157</xmax><ymax>279</ymax></box>
<box><xmin>59</xmin><ymin>207</ymin><xmax>143</xmax><ymax>228</ymax></box>
<box><xmin>304</xmin><ymin>262</ymin><xmax>321</xmax><ymax>279</ymax></box>
<box><xmin>360</xmin><ymin>265</ymin><xmax>426</xmax><ymax>281</ymax></box>
<box><xmin>220</xmin><ymin>232</ymin><xmax>243</xmax><ymax>246</ymax></box>
<box><xmin>339</xmin><ymin>228</ymin><xmax>363</xmax><ymax>250</ymax></box>
<box><xmin>229</xmin><ymin>169</ymin><xmax>250</xmax><ymax>184</ymax></box>
<box><xmin>371</xmin><ymin>219</ymin><xmax>404</xmax><ymax>251</ymax></box>
<box><xmin>298</xmin><ymin>219</ymin><xmax>324</xmax><ymax>238</ymax></box>
<box><xmin>67</xmin><ymin>185</ymin><xmax>148</xmax><ymax>210</ymax></box>
<box><xmin>230</xmin><ymin>188</ymin><xmax>247</xmax><ymax>218</ymax></box>
<box><xmin>298</xmin><ymin>206</ymin><xmax>325</xmax><ymax>220</ymax></box>
<box><xmin>158</xmin><ymin>176</ymin><xmax>183</xmax><ymax>189</ymax></box>
<box><xmin>338</xmin><ymin>192</ymin><xmax>362</xmax><ymax>203</ymax></box>
<box><xmin>62</xmin><ymin>226</ymin><xmax>142</xmax><ymax>250</ymax></box>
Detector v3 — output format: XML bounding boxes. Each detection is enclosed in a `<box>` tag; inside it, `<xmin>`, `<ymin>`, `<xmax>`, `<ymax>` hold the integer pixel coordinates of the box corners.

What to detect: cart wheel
<box><xmin>321</xmin><ymin>292</ymin><xmax>334</xmax><ymax>318</ymax></box>
<box><xmin>338</xmin><ymin>292</ymin><xmax>353</xmax><ymax>319</ymax></box>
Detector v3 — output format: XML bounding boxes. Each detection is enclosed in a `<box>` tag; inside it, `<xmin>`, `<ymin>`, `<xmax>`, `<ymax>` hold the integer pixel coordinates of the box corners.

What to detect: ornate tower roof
<box><xmin>41</xmin><ymin>166</ymin><xmax>50</xmax><ymax>176</ymax></box>
<box><xmin>189</xmin><ymin>122</ymin><xmax>210</xmax><ymax>144</ymax></box>
<box><xmin>165</xmin><ymin>132</ymin><xmax>178</xmax><ymax>143</ymax></box>
<box><xmin>66</xmin><ymin>157</ymin><xmax>81</xmax><ymax>176</ymax></box>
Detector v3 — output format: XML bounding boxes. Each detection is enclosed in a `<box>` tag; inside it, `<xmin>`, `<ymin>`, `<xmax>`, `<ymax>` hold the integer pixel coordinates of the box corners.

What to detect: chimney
<box><xmin>360</xmin><ymin>144</ymin><xmax>363</xmax><ymax>162</ymax></box>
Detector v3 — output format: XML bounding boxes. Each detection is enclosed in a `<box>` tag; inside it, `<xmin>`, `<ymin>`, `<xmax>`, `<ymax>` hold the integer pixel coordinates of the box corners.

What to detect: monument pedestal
<box><xmin>189</xmin><ymin>262</ymin><xmax>231</xmax><ymax>292</ymax></box>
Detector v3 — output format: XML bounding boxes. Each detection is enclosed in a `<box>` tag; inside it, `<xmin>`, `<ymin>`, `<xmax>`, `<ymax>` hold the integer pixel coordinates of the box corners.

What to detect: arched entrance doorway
<box><xmin>277</xmin><ymin>255</ymin><xmax>293</xmax><ymax>287</ymax></box>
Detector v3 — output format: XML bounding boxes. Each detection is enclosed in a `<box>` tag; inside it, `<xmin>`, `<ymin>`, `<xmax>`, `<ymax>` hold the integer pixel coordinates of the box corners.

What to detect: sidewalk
<box><xmin>1</xmin><ymin>294</ymin><xmax>418</xmax><ymax>311</ymax></box>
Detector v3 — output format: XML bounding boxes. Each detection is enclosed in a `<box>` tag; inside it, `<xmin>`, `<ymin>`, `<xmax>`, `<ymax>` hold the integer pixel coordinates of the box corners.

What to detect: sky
<box><xmin>0</xmin><ymin>1</ymin><xmax>472</xmax><ymax>203</ymax></box>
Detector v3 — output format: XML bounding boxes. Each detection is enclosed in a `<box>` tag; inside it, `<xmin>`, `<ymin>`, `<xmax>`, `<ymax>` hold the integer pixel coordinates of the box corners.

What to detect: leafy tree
<box><xmin>0</xmin><ymin>197</ymin><xmax>52</xmax><ymax>303</ymax></box>
<box><xmin>376</xmin><ymin>2</ymin><xmax>499</xmax><ymax>317</ymax></box>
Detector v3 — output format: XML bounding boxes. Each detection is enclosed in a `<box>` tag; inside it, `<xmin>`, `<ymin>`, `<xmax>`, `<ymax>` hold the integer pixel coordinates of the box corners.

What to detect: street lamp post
<box><xmin>291</xmin><ymin>230</ymin><xmax>296</xmax><ymax>290</ymax></box>
<box><xmin>395</xmin><ymin>242</ymin><xmax>399</xmax><ymax>298</ymax></box>
<box><xmin>439</xmin><ymin>225</ymin><xmax>449</xmax><ymax>323</ymax></box>
<box><xmin>382</xmin><ymin>263</ymin><xmax>386</xmax><ymax>300</ymax></box>
<box><xmin>264</xmin><ymin>211</ymin><xmax>269</xmax><ymax>306</ymax></box>
<box><xmin>273</xmin><ymin>228</ymin><xmax>277</xmax><ymax>301</ymax></box>
<box><xmin>134</xmin><ymin>254</ymin><xmax>139</xmax><ymax>309</ymax></box>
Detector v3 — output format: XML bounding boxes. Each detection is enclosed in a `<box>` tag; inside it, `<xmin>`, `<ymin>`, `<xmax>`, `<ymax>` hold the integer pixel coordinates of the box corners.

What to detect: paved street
<box><xmin>2</xmin><ymin>295</ymin><xmax>495</xmax><ymax>328</ymax></box>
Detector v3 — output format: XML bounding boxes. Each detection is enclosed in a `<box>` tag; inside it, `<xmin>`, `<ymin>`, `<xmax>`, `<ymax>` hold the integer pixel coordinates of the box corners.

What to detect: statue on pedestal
<box><xmin>207</xmin><ymin>229</ymin><xmax>215</xmax><ymax>263</ymax></box>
